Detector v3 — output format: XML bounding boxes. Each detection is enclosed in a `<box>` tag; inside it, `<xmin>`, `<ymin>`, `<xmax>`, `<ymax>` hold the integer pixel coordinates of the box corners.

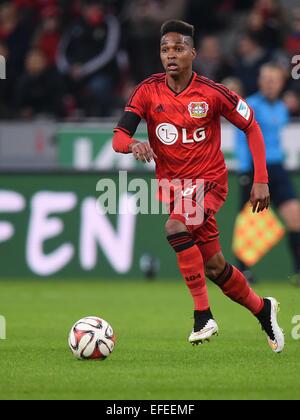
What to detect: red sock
<box><xmin>168</xmin><ymin>232</ymin><xmax>209</xmax><ymax>311</ymax></box>
<box><xmin>216</xmin><ymin>264</ymin><xmax>264</xmax><ymax>315</ymax></box>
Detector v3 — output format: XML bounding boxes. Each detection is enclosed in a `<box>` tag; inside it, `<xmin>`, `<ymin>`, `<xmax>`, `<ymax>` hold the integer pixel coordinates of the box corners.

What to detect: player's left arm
<box><xmin>113</xmin><ymin>112</ymin><xmax>157</xmax><ymax>163</ymax></box>
<box><xmin>112</xmin><ymin>83</ymin><xmax>157</xmax><ymax>163</ymax></box>
<box><xmin>219</xmin><ymin>89</ymin><xmax>270</xmax><ymax>213</ymax></box>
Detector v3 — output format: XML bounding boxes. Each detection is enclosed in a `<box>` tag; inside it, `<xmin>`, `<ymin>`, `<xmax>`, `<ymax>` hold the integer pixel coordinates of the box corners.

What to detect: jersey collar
<box><xmin>165</xmin><ymin>72</ymin><xmax>196</xmax><ymax>97</ymax></box>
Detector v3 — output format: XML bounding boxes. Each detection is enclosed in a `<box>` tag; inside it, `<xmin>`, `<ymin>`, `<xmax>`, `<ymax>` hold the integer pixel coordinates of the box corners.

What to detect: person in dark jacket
<box><xmin>57</xmin><ymin>0</ymin><xmax>120</xmax><ymax>117</ymax></box>
<box><xmin>14</xmin><ymin>48</ymin><xmax>65</xmax><ymax>118</ymax></box>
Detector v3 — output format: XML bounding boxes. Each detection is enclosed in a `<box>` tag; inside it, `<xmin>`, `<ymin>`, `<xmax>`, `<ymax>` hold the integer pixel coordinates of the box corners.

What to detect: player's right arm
<box><xmin>112</xmin><ymin>84</ymin><xmax>157</xmax><ymax>163</ymax></box>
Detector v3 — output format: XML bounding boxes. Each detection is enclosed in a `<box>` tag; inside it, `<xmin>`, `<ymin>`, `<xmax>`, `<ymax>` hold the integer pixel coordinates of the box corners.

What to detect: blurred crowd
<box><xmin>0</xmin><ymin>0</ymin><xmax>299</xmax><ymax>120</ymax></box>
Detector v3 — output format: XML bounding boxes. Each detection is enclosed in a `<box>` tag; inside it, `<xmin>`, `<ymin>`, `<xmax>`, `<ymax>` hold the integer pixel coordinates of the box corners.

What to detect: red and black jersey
<box><xmin>114</xmin><ymin>72</ymin><xmax>269</xmax><ymax>198</ymax></box>
<box><xmin>118</xmin><ymin>72</ymin><xmax>256</xmax><ymax>190</ymax></box>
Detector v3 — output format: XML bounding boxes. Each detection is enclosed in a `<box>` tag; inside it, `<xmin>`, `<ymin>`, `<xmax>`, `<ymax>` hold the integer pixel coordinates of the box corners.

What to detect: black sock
<box><xmin>288</xmin><ymin>232</ymin><xmax>300</xmax><ymax>273</ymax></box>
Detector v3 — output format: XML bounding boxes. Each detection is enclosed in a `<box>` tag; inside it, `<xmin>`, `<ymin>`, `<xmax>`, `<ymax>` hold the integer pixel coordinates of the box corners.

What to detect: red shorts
<box><xmin>169</xmin><ymin>181</ymin><xmax>228</xmax><ymax>262</ymax></box>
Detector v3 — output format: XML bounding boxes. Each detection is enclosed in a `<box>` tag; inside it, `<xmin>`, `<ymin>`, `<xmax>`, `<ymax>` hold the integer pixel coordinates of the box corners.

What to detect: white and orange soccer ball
<box><xmin>68</xmin><ymin>317</ymin><xmax>116</xmax><ymax>360</ymax></box>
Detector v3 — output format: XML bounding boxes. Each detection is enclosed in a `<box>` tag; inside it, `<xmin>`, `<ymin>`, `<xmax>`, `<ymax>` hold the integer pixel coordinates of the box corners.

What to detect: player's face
<box><xmin>259</xmin><ymin>68</ymin><xmax>286</xmax><ymax>101</ymax></box>
<box><xmin>160</xmin><ymin>33</ymin><xmax>196</xmax><ymax>77</ymax></box>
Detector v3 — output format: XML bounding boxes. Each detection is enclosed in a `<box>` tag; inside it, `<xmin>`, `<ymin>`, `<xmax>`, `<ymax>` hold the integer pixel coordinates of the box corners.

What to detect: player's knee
<box><xmin>165</xmin><ymin>219</ymin><xmax>187</xmax><ymax>237</ymax></box>
<box><xmin>205</xmin><ymin>266</ymin><xmax>224</xmax><ymax>281</ymax></box>
<box><xmin>205</xmin><ymin>252</ymin><xmax>226</xmax><ymax>281</ymax></box>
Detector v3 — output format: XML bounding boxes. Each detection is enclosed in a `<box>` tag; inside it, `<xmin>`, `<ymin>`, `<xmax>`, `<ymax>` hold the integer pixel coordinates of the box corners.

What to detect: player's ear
<box><xmin>191</xmin><ymin>48</ymin><xmax>197</xmax><ymax>60</ymax></box>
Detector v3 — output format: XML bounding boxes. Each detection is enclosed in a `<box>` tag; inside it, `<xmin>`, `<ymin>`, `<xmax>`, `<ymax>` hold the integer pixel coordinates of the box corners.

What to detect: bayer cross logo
<box><xmin>188</xmin><ymin>102</ymin><xmax>209</xmax><ymax>118</ymax></box>
<box><xmin>0</xmin><ymin>55</ymin><xmax>6</xmax><ymax>80</ymax></box>
<box><xmin>156</xmin><ymin>123</ymin><xmax>178</xmax><ymax>145</ymax></box>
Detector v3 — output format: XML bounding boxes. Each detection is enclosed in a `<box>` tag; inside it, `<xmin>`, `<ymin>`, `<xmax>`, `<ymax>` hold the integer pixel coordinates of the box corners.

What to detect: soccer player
<box><xmin>235</xmin><ymin>63</ymin><xmax>300</xmax><ymax>285</ymax></box>
<box><xmin>113</xmin><ymin>20</ymin><xmax>285</xmax><ymax>353</ymax></box>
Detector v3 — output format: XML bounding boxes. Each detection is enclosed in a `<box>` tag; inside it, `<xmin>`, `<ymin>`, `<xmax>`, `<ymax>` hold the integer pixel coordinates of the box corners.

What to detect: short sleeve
<box><xmin>125</xmin><ymin>83</ymin><xmax>148</xmax><ymax>120</ymax></box>
<box><xmin>216</xmin><ymin>84</ymin><xmax>255</xmax><ymax>131</ymax></box>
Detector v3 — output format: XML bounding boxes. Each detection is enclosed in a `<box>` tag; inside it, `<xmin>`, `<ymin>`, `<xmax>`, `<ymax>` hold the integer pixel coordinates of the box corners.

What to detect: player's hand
<box><xmin>130</xmin><ymin>141</ymin><xmax>158</xmax><ymax>163</ymax></box>
<box><xmin>250</xmin><ymin>183</ymin><xmax>270</xmax><ymax>213</ymax></box>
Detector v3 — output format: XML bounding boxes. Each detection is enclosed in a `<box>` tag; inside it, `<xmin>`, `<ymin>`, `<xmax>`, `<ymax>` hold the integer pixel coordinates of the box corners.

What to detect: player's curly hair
<box><xmin>161</xmin><ymin>20</ymin><xmax>195</xmax><ymax>40</ymax></box>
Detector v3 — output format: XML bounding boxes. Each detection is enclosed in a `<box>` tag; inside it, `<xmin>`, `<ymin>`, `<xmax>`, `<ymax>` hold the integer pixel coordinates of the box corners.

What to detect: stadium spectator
<box><xmin>0</xmin><ymin>2</ymin><xmax>32</xmax><ymax>75</ymax></box>
<box><xmin>193</xmin><ymin>35</ymin><xmax>233</xmax><ymax>83</ymax></box>
<box><xmin>58</xmin><ymin>0</ymin><xmax>82</xmax><ymax>27</ymax></box>
<box><xmin>14</xmin><ymin>48</ymin><xmax>65</xmax><ymax>118</ymax></box>
<box><xmin>234</xmin><ymin>63</ymin><xmax>300</xmax><ymax>284</ymax></box>
<box><xmin>57</xmin><ymin>0</ymin><xmax>120</xmax><ymax>117</ymax></box>
<box><xmin>0</xmin><ymin>42</ymin><xmax>14</xmax><ymax>118</ymax></box>
<box><xmin>249</xmin><ymin>0</ymin><xmax>287</xmax><ymax>48</ymax></box>
<box><xmin>0</xmin><ymin>0</ymin><xmax>299</xmax><ymax>120</ymax></box>
<box><xmin>11</xmin><ymin>0</ymin><xmax>58</xmax><ymax>17</ymax></box>
<box><xmin>253</xmin><ymin>0</ymin><xmax>286</xmax><ymax>24</ymax></box>
<box><xmin>222</xmin><ymin>76</ymin><xmax>245</xmax><ymax>98</ymax></box>
<box><xmin>245</xmin><ymin>9</ymin><xmax>283</xmax><ymax>50</ymax></box>
<box><xmin>233</xmin><ymin>32</ymin><xmax>271</xmax><ymax>96</ymax></box>
<box><xmin>285</xmin><ymin>9</ymin><xmax>300</xmax><ymax>57</ymax></box>
<box><xmin>283</xmin><ymin>90</ymin><xmax>300</xmax><ymax>118</ymax></box>
<box><xmin>122</xmin><ymin>0</ymin><xmax>186</xmax><ymax>83</ymax></box>
<box><xmin>33</xmin><ymin>5</ymin><xmax>61</xmax><ymax>65</ymax></box>
<box><xmin>186</xmin><ymin>0</ymin><xmax>230</xmax><ymax>39</ymax></box>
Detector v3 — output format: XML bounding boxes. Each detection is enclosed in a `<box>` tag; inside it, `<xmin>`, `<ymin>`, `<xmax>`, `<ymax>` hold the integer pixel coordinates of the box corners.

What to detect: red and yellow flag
<box><xmin>233</xmin><ymin>204</ymin><xmax>285</xmax><ymax>267</ymax></box>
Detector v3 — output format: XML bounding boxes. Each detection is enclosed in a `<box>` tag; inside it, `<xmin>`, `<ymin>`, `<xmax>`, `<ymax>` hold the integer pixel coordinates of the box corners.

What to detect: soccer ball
<box><xmin>68</xmin><ymin>316</ymin><xmax>115</xmax><ymax>360</ymax></box>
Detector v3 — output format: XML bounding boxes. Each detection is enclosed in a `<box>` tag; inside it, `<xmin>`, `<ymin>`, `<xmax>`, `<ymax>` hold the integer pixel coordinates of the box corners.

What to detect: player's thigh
<box><xmin>169</xmin><ymin>183</ymin><xmax>207</xmax><ymax>232</ymax></box>
<box><xmin>192</xmin><ymin>184</ymin><xmax>227</xmax><ymax>260</ymax></box>
<box><xmin>169</xmin><ymin>181</ymin><xmax>226</xmax><ymax>246</ymax></box>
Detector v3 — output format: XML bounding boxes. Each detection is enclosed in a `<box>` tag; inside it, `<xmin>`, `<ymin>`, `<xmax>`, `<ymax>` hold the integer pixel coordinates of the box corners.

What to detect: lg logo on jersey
<box><xmin>156</xmin><ymin>123</ymin><xmax>206</xmax><ymax>146</ymax></box>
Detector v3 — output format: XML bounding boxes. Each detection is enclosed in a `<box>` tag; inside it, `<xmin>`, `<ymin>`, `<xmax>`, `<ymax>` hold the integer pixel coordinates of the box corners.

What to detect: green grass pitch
<box><xmin>0</xmin><ymin>280</ymin><xmax>299</xmax><ymax>400</ymax></box>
